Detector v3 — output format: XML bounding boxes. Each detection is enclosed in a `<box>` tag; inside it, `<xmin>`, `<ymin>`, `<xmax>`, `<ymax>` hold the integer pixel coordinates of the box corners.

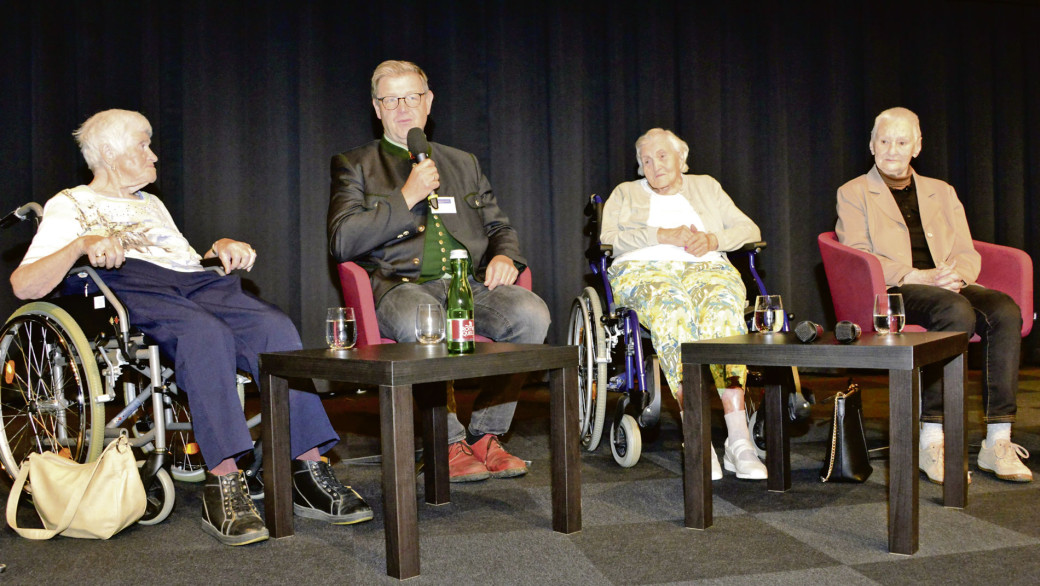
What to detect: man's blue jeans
<box><xmin>889</xmin><ymin>284</ymin><xmax>1022</xmax><ymax>423</ymax></box>
<box><xmin>376</xmin><ymin>276</ymin><xmax>551</xmax><ymax>443</ymax></box>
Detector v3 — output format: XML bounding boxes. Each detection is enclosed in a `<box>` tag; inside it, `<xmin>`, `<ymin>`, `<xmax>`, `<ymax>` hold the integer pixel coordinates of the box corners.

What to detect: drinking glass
<box><xmin>873</xmin><ymin>293</ymin><xmax>906</xmax><ymax>334</ymax></box>
<box><xmin>753</xmin><ymin>295</ymin><xmax>784</xmax><ymax>333</ymax></box>
<box><xmin>326</xmin><ymin>307</ymin><xmax>357</xmax><ymax>350</ymax></box>
<box><xmin>415</xmin><ymin>304</ymin><xmax>446</xmax><ymax>344</ymax></box>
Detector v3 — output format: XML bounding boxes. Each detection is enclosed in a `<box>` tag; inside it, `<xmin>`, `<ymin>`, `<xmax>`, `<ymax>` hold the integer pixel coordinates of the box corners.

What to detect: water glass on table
<box><xmin>415</xmin><ymin>304</ymin><xmax>446</xmax><ymax>344</ymax></box>
<box><xmin>873</xmin><ymin>293</ymin><xmax>906</xmax><ymax>334</ymax></box>
<box><xmin>753</xmin><ymin>295</ymin><xmax>784</xmax><ymax>333</ymax></box>
<box><xmin>327</xmin><ymin>307</ymin><xmax>357</xmax><ymax>350</ymax></box>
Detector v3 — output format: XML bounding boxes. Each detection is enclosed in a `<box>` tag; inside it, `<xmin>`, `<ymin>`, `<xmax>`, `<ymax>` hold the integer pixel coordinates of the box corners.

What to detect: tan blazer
<box><xmin>836</xmin><ymin>165</ymin><xmax>980</xmax><ymax>287</ymax></box>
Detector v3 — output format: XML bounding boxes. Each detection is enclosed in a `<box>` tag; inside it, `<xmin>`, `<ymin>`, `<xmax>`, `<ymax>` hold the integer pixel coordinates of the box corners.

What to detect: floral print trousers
<box><xmin>608</xmin><ymin>259</ymin><xmax>748</xmax><ymax>400</ymax></box>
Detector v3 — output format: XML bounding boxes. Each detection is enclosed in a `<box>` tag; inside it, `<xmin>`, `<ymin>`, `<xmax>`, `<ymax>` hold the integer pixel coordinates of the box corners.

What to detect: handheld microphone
<box><xmin>406</xmin><ymin>127</ymin><xmax>439</xmax><ymax>210</ymax></box>
<box><xmin>835</xmin><ymin>321</ymin><xmax>862</xmax><ymax>344</ymax></box>
<box><xmin>794</xmin><ymin>320</ymin><xmax>823</xmax><ymax>343</ymax></box>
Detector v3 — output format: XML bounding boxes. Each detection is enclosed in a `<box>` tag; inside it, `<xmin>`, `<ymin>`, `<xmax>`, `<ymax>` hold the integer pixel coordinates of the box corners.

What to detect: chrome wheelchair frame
<box><xmin>0</xmin><ymin>202</ymin><xmax>256</xmax><ymax>525</ymax></box>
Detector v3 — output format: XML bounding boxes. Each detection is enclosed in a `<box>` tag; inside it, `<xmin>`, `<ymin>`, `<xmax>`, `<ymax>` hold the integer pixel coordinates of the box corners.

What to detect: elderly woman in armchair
<box><xmin>600</xmin><ymin>128</ymin><xmax>766</xmax><ymax>480</ymax></box>
<box><xmin>10</xmin><ymin>109</ymin><xmax>372</xmax><ymax>545</ymax></box>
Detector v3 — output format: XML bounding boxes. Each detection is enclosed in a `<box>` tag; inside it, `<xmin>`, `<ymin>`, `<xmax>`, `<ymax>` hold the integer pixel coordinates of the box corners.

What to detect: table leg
<box><xmin>260</xmin><ymin>372</ymin><xmax>293</xmax><ymax>538</ymax></box>
<box><xmin>889</xmin><ymin>368</ymin><xmax>920</xmax><ymax>555</ymax></box>
<box><xmin>417</xmin><ymin>382</ymin><xmax>449</xmax><ymax>505</ymax></box>
<box><xmin>682</xmin><ymin>362</ymin><xmax>713</xmax><ymax>529</ymax></box>
<box><xmin>764</xmin><ymin>366</ymin><xmax>792</xmax><ymax>492</ymax></box>
<box><xmin>943</xmin><ymin>353</ymin><xmax>968</xmax><ymax>508</ymax></box>
<box><xmin>380</xmin><ymin>384</ymin><xmax>420</xmax><ymax>579</ymax></box>
<box><xmin>551</xmin><ymin>365</ymin><xmax>581</xmax><ymax>533</ymax></box>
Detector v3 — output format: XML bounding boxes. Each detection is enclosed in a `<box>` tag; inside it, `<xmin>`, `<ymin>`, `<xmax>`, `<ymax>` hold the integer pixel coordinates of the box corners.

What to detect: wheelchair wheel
<box><xmin>609</xmin><ymin>413</ymin><xmax>641</xmax><ymax>468</ymax></box>
<box><xmin>0</xmin><ymin>303</ymin><xmax>106</xmax><ymax>480</ymax></box>
<box><xmin>137</xmin><ymin>466</ymin><xmax>175</xmax><ymax>525</ymax></box>
<box><xmin>567</xmin><ymin>287</ymin><xmax>608</xmax><ymax>452</ymax></box>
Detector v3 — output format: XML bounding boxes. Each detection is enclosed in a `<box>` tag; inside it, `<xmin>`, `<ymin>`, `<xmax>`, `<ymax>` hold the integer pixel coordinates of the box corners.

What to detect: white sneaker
<box><xmin>978</xmin><ymin>439</ymin><xmax>1033</xmax><ymax>483</ymax></box>
<box><xmin>920</xmin><ymin>441</ymin><xmax>945</xmax><ymax>484</ymax></box>
<box><xmin>723</xmin><ymin>438</ymin><xmax>767</xmax><ymax>480</ymax></box>
<box><xmin>710</xmin><ymin>443</ymin><xmax>722</xmax><ymax>481</ymax></box>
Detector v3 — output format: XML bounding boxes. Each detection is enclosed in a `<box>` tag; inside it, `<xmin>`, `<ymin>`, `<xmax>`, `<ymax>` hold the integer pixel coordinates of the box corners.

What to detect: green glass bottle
<box><xmin>446</xmin><ymin>249</ymin><xmax>475</xmax><ymax>354</ymax></box>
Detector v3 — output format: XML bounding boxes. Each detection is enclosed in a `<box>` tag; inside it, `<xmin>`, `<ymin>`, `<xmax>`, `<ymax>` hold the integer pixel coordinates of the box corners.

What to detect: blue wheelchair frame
<box><xmin>571</xmin><ymin>193</ymin><xmax>791</xmax><ymax>467</ymax></box>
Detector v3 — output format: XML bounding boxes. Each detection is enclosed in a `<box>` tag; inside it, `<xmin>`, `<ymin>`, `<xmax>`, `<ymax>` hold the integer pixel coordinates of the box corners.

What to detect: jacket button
<box><xmin>418</xmin><ymin>225</ymin><xmax>426</xmax><ymax>232</ymax></box>
<box><xmin>412</xmin><ymin>258</ymin><xmax>420</xmax><ymax>265</ymax></box>
<box><xmin>403</xmin><ymin>230</ymin><xmax>410</xmax><ymax>236</ymax></box>
<box><xmin>402</xmin><ymin>277</ymin><xmax>410</xmax><ymax>282</ymax></box>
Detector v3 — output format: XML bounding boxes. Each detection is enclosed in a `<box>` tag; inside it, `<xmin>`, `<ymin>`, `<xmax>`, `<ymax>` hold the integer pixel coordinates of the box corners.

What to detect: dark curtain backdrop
<box><xmin>3</xmin><ymin>0</ymin><xmax>1039</xmax><ymax>360</ymax></box>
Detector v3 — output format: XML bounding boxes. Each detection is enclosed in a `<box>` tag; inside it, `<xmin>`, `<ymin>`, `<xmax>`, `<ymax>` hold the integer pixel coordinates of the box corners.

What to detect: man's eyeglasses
<box><xmin>377</xmin><ymin>92</ymin><xmax>426</xmax><ymax>110</ymax></box>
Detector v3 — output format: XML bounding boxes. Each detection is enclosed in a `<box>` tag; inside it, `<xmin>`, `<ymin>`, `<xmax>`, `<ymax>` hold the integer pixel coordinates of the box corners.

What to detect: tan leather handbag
<box><xmin>6</xmin><ymin>431</ymin><xmax>146</xmax><ymax>539</ymax></box>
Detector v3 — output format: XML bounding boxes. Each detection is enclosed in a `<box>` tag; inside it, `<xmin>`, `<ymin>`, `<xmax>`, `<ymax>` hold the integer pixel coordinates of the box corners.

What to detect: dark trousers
<box><xmin>74</xmin><ymin>260</ymin><xmax>337</xmax><ymax>468</ymax></box>
<box><xmin>889</xmin><ymin>284</ymin><xmax>1021</xmax><ymax>423</ymax></box>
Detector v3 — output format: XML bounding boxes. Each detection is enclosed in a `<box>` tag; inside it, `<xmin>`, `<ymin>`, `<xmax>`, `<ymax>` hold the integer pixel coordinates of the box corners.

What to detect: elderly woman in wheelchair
<box><xmin>6</xmin><ymin>109</ymin><xmax>371</xmax><ymax>545</ymax></box>
<box><xmin>600</xmin><ymin>128</ymin><xmax>767</xmax><ymax>480</ymax></box>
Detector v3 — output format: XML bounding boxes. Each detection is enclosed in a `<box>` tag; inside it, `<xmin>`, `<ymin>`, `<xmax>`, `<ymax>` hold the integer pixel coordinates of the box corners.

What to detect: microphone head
<box><xmin>835</xmin><ymin>321</ymin><xmax>862</xmax><ymax>344</ymax></box>
<box><xmin>794</xmin><ymin>320</ymin><xmax>822</xmax><ymax>343</ymax></box>
<box><xmin>406</xmin><ymin>127</ymin><xmax>429</xmax><ymax>160</ymax></box>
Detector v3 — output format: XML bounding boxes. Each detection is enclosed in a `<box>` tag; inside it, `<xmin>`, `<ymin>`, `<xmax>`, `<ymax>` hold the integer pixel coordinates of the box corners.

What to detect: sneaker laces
<box><xmin>310</xmin><ymin>460</ymin><xmax>354</xmax><ymax>499</ymax></box>
<box><xmin>223</xmin><ymin>474</ymin><xmax>260</xmax><ymax>517</ymax></box>
<box><xmin>450</xmin><ymin>441</ymin><xmax>476</xmax><ymax>459</ymax></box>
<box><xmin>994</xmin><ymin>439</ymin><xmax>1030</xmax><ymax>462</ymax></box>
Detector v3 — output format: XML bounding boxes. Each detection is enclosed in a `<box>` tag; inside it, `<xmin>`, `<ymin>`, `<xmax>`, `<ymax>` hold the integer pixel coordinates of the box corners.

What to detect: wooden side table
<box><xmin>681</xmin><ymin>331</ymin><xmax>968</xmax><ymax>555</ymax></box>
<box><xmin>259</xmin><ymin>342</ymin><xmax>579</xmax><ymax>579</ymax></box>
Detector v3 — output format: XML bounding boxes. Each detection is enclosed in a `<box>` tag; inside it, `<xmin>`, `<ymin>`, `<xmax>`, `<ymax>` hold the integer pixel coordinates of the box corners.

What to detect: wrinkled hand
<box><xmin>483</xmin><ymin>255</ymin><xmax>518</xmax><ymax>290</ymax></box>
<box><xmin>402</xmin><ymin>159</ymin><xmax>441</xmax><ymax>208</ymax></box>
<box><xmin>685</xmin><ymin>229</ymin><xmax>718</xmax><ymax>257</ymax></box>
<box><xmin>209</xmin><ymin>238</ymin><xmax>256</xmax><ymax>273</ymax></box>
<box><xmin>902</xmin><ymin>261</ymin><xmax>962</xmax><ymax>292</ymax></box>
<box><xmin>82</xmin><ymin>235</ymin><xmax>125</xmax><ymax>269</ymax></box>
<box><xmin>657</xmin><ymin>225</ymin><xmax>717</xmax><ymax>256</ymax></box>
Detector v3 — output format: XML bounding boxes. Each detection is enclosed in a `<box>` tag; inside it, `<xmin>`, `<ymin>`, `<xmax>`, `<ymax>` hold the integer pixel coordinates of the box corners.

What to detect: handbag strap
<box><xmin>6</xmin><ymin>433</ymin><xmax>131</xmax><ymax>540</ymax></box>
<box><xmin>821</xmin><ymin>381</ymin><xmax>859</xmax><ymax>482</ymax></box>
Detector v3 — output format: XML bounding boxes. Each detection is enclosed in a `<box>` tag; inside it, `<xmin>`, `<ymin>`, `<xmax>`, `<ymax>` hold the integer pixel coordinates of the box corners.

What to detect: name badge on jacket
<box><xmin>433</xmin><ymin>197</ymin><xmax>457</xmax><ymax>214</ymax></box>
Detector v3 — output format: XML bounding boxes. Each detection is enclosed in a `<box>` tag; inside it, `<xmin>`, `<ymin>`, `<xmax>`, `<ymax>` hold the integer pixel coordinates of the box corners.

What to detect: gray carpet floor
<box><xmin>4</xmin><ymin>367</ymin><xmax>1040</xmax><ymax>585</ymax></box>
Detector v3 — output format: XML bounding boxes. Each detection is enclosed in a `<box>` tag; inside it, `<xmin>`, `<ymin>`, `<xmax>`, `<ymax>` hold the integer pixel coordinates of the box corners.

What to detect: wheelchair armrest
<box><xmin>737</xmin><ymin>241</ymin><xmax>767</xmax><ymax>254</ymax></box>
<box><xmin>201</xmin><ymin>257</ymin><xmax>226</xmax><ymax>276</ymax></box>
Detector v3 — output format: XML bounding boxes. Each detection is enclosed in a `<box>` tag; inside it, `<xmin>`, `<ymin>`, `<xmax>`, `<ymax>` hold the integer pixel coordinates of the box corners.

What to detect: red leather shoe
<box><xmin>469</xmin><ymin>434</ymin><xmax>527</xmax><ymax>478</ymax></box>
<box><xmin>449</xmin><ymin>440</ymin><xmax>490</xmax><ymax>483</ymax></box>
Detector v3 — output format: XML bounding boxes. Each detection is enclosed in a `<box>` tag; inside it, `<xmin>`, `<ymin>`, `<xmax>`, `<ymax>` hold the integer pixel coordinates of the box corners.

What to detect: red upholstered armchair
<box><xmin>337</xmin><ymin>261</ymin><xmax>533</xmax><ymax>347</ymax></box>
<box><xmin>818</xmin><ymin>232</ymin><xmax>1034</xmax><ymax>340</ymax></box>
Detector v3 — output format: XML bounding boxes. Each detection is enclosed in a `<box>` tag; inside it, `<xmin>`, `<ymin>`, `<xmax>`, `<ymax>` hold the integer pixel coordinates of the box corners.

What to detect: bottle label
<box><xmin>448</xmin><ymin>318</ymin><xmax>475</xmax><ymax>342</ymax></box>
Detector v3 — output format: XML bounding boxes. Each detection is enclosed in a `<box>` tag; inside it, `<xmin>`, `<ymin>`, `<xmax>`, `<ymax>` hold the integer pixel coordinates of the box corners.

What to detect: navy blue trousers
<box><xmin>69</xmin><ymin>260</ymin><xmax>337</xmax><ymax>468</ymax></box>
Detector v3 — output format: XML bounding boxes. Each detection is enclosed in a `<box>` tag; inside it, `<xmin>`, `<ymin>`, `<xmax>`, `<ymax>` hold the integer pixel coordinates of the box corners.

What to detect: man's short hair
<box><xmin>72</xmin><ymin>109</ymin><xmax>152</xmax><ymax>173</ymax></box>
<box><xmin>371</xmin><ymin>60</ymin><xmax>430</xmax><ymax>98</ymax></box>
<box><xmin>870</xmin><ymin>107</ymin><xmax>921</xmax><ymax>141</ymax></box>
<box><xmin>635</xmin><ymin>128</ymin><xmax>690</xmax><ymax>176</ymax></box>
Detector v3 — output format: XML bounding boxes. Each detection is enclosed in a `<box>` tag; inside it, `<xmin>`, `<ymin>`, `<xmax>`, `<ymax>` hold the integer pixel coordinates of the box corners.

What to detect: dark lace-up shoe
<box><xmin>292</xmin><ymin>458</ymin><xmax>373</xmax><ymax>525</ymax></box>
<box><xmin>201</xmin><ymin>470</ymin><xmax>270</xmax><ymax>546</ymax></box>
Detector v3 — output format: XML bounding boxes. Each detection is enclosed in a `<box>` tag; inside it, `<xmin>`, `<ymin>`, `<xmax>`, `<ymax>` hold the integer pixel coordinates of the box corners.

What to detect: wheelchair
<box><xmin>568</xmin><ymin>194</ymin><xmax>812</xmax><ymax>467</ymax></box>
<box><xmin>0</xmin><ymin>202</ymin><xmax>256</xmax><ymax>525</ymax></box>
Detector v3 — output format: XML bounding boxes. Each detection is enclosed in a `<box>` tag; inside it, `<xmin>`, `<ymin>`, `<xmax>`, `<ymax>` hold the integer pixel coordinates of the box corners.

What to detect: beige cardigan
<box><xmin>600</xmin><ymin>175</ymin><xmax>761</xmax><ymax>257</ymax></box>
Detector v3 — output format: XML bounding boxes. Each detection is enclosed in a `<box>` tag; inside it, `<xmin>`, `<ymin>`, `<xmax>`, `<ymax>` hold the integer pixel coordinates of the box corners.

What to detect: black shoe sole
<box><xmin>293</xmin><ymin>503</ymin><xmax>374</xmax><ymax>525</ymax></box>
<box><xmin>201</xmin><ymin>519</ymin><xmax>270</xmax><ymax>546</ymax></box>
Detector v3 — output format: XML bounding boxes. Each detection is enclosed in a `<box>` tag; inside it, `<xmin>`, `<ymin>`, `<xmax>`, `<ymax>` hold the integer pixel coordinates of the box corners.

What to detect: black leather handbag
<box><xmin>820</xmin><ymin>380</ymin><xmax>873</xmax><ymax>483</ymax></box>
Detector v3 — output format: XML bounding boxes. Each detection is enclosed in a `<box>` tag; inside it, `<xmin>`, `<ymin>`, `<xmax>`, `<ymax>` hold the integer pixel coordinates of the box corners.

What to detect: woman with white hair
<box><xmin>600</xmin><ymin>127</ymin><xmax>766</xmax><ymax>480</ymax></box>
<box><xmin>11</xmin><ymin>109</ymin><xmax>373</xmax><ymax>545</ymax></box>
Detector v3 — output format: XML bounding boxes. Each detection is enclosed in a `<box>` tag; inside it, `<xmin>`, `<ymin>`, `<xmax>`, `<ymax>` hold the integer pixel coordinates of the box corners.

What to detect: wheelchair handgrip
<box><xmin>0</xmin><ymin>203</ymin><xmax>43</xmax><ymax>230</ymax></box>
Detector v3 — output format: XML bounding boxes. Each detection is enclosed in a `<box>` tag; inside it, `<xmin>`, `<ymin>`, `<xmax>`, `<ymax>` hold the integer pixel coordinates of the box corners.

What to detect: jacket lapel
<box><xmin>866</xmin><ymin>165</ymin><xmax>907</xmax><ymax>227</ymax></box>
